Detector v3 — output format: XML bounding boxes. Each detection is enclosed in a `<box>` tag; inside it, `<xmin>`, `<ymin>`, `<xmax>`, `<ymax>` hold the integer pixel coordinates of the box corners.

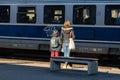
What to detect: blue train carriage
<box><xmin>0</xmin><ymin>0</ymin><xmax>120</xmax><ymax>56</ymax></box>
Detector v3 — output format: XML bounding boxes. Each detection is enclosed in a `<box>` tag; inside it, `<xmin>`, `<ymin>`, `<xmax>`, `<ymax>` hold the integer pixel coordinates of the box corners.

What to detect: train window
<box><xmin>0</xmin><ymin>6</ymin><xmax>10</xmax><ymax>23</ymax></box>
<box><xmin>105</xmin><ymin>5</ymin><xmax>120</xmax><ymax>25</ymax></box>
<box><xmin>17</xmin><ymin>7</ymin><xmax>36</xmax><ymax>23</ymax></box>
<box><xmin>73</xmin><ymin>5</ymin><xmax>96</xmax><ymax>25</ymax></box>
<box><xmin>44</xmin><ymin>5</ymin><xmax>65</xmax><ymax>24</ymax></box>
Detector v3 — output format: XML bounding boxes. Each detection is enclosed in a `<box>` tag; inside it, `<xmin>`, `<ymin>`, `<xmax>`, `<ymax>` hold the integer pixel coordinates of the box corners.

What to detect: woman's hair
<box><xmin>64</xmin><ymin>20</ymin><xmax>70</xmax><ymax>27</ymax></box>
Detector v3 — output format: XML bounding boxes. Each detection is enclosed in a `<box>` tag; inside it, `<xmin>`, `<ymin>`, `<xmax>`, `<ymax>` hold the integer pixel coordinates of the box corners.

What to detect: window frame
<box><xmin>0</xmin><ymin>5</ymin><xmax>10</xmax><ymax>23</ymax></box>
<box><xmin>17</xmin><ymin>6</ymin><xmax>36</xmax><ymax>23</ymax></box>
<box><xmin>73</xmin><ymin>5</ymin><xmax>96</xmax><ymax>25</ymax></box>
<box><xmin>44</xmin><ymin>5</ymin><xmax>65</xmax><ymax>24</ymax></box>
<box><xmin>105</xmin><ymin>5</ymin><xmax>120</xmax><ymax>25</ymax></box>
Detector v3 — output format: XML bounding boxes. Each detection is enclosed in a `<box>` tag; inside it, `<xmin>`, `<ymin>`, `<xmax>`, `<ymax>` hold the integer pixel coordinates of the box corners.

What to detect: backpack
<box><xmin>50</xmin><ymin>37</ymin><xmax>59</xmax><ymax>48</ymax></box>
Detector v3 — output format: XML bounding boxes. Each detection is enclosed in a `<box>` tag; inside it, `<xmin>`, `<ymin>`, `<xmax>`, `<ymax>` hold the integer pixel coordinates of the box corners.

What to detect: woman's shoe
<box><xmin>67</xmin><ymin>65</ymin><xmax>72</xmax><ymax>69</ymax></box>
<box><xmin>62</xmin><ymin>64</ymin><xmax>67</xmax><ymax>69</ymax></box>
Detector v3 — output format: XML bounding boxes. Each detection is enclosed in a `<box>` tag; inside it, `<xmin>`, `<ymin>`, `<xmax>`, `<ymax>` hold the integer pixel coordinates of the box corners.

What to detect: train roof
<box><xmin>0</xmin><ymin>0</ymin><xmax>120</xmax><ymax>4</ymax></box>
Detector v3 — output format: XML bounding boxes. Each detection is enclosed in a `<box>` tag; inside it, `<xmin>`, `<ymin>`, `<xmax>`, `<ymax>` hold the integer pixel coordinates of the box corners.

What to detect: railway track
<box><xmin>0</xmin><ymin>48</ymin><xmax>50</xmax><ymax>61</ymax></box>
<box><xmin>0</xmin><ymin>48</ymin><xmax>119</xmax><ymax>68</ymax></box>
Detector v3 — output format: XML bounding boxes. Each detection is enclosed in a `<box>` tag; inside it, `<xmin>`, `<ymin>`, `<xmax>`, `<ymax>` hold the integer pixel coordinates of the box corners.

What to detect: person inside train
<box><xmin>52</xmin><ymin>18</ymin><xmax>60</xmax><ymax>24</ymax></box>
<box><xmin>61</xmin><ymin>20</ymin><xmax>75</xmax><ymax>69</ymax></box>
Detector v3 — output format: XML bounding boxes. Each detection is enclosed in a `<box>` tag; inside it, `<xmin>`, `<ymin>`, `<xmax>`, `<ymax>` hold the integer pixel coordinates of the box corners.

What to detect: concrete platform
<box><xmin>0</xmin><ymin>58</ymin><xmax>120</xmax><ymax>80</ymax></box>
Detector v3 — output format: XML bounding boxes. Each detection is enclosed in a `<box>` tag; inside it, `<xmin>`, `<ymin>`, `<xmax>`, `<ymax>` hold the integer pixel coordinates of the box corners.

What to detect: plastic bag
<box><xmin>69</xmin><ymin>38</ymin><xmax>75</xmax><ymax>50</ymax></box>
<box><xmin>61</xmin><ymin>47</ymin><xmax>64</xmax><ymax>52</ymax></box>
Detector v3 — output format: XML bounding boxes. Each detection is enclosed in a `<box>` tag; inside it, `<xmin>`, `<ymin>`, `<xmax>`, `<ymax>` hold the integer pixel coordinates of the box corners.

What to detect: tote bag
<box><xmin>69</xmin><ymin>38</ymin><xmax>75</xmax><ymax>50</ymax></box>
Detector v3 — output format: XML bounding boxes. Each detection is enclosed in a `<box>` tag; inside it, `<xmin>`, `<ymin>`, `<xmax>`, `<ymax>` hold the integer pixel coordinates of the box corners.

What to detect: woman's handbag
<box><xmin>61</xmin><ymin>47</ymin><xmax>64</xmax><ymax>52</ymax></box>
<box><xmin>69</xmin><ymin>38</ymin><xmax>75</xmax><ymax>50</ymax></box>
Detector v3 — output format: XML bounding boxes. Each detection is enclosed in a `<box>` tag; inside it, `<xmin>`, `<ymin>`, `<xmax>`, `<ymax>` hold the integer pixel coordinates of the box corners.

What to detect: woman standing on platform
<box><xmin>61</xmin><ymin>20</ymin><xmax>75</xmax><ymax>68</ymax></box>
